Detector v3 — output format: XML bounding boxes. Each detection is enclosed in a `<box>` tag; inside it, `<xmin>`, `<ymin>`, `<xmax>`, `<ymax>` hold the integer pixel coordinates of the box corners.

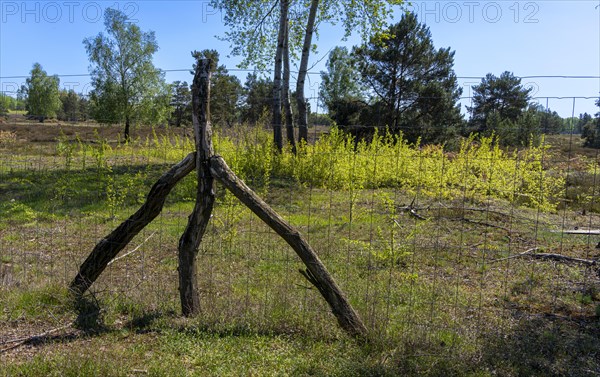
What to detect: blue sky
<box><xmin>1</xmin><ymin>0</ymin><xmax>599</xmax><ymax>118</ymax></box>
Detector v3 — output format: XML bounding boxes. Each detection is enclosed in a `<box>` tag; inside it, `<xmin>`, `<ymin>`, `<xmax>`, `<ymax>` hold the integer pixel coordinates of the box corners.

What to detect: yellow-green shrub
<box><xmin>76</xmin><ymin>126</ymin><xmax>565</xmax><ymax>212</ymax></box>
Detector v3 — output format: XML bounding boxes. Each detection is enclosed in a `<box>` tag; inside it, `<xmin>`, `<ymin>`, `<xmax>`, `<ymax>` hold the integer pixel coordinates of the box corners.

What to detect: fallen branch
<box><xmin>491</xmin><ymin>248</ymin><xmax>597</xmax><ymax>267</ymax></box>
<box><xmin>491</xmin><ymin>248</ymin><xmax>539</xmax><ymax>263</ymax></box>
<box><xmin>406</xmin><ymin>207</ymin><xmax>428</xmax><ymax>221</ymax></box>
<box><xmin>553</xmin><ymin>229</ymin><xmax>600</xmax><ymax>235</ymax></box>
<box><xmin>526</xmin><ymin>252</ymin><xmax>597</xmax><ymax>266</ymax></box>
<box><xmin>0</xmin><ymin>303</ymin><xmax>107</xmax><ymax>353</ymax></box>
<box><xmin>0</xmin><ymin>323</ymin><xmax>73</xmax><ymax>353</ymax></box>
<box><xmin>398</xmin><ymin>200</ymin><xmax>429</xmax><ymax>221</ymax></box>
<box><xmin>456</xmin><ymin>206</ymin><xmax>512</xmax><ymax>218</ymax></box>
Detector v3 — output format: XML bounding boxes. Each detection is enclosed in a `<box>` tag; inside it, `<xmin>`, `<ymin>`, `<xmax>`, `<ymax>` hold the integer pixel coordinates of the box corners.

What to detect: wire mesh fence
<box><xmin>1</xmin><ymin>95</ymin><xmax>600</xmax><ymax>372</ymax></box>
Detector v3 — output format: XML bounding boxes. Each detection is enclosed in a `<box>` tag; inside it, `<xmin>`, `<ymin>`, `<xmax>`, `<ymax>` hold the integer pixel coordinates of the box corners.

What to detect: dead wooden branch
<box><xmin>0</xmin><ymin>323</ymin><xmax>73</xmax><ymax>353</ymax></box>
<box><xmin>398</xmin><ymin>200</ymin><xmax>429</xmax><ymax>221</ymax></box>
<box><xmin>491</xmin><ymin>247</ymin><xmax>597</xmax><ymax>267</ymax></box>
<box><xmin>70</xmin><ymin>152</ymin><xmax>196</xmax><ymax>296</ymax></box>
<box><xmin>400</xmin><ymin>202</ymin><xmax>523</xmax><ymax>236</ymax></box>
<box><xmin>209</xmin><ymin>154</ymin><xmax>367</xmax><ymax>338</ymax></box>
<box><xmin>491</xmin><ymin>248</ymin><xmax>540</xmax><ymax>263</ymax></box>
<box><xmin>553</xmin><ymin>229</ymin><xmax>600</xmax><ymax>235</ymax></box>
<box><xmin>526</xmin><ymin>252</ymin><xmax>597</xmax><ymax>266</ymax></box>
<box><xmin>177</xmin><ymin>59</ymin><xmax>215</xmax><ymax>316</ymax></box>
<box><xmin>453</xmin><ymin>206</ymin><xmax>512</xmax><ymax>218</ymax></box>
<box><xmin>69</xmin><ymin>59</ymin><xmax>366</xmax><ymax>339</ymax></box>
<box><xmin>406</xmin><ymin>207</ymin><xmax>428</xmax><ymax>221</ymax></box>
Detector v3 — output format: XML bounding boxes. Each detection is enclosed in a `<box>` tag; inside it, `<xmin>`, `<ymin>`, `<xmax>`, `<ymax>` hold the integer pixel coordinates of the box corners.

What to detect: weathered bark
<box><xmin>177</xmin><ymin>59</ymin><xmax>215</xmax><ymax>316</ymax></box>
<box><xmin>282</xmin><ymin>7</ymin><xmax>296</xmax><ymax>154</ymax></box>
<box><xmin>71</xmin><ymin>56</ymin><xmax>366</xmax><ymax>338</ymax></box>
<box><xmin>209</xmin><ymin>155</ymin><xmax>367</xmax><ymax>338</ymax></box>
<box><xmin>69</xmin><ymin>152</ymin><xmax>196</xmax><ymax>296</ymax></box>
<box><xmin>271</xmin><ymin>0</ymin><xmax>287</xmax><ymax>152</ymax></box>
<box><xmin>296</xmin><ymin>0</ymin><xmax>319</xmax><ymax>143</ymax></box>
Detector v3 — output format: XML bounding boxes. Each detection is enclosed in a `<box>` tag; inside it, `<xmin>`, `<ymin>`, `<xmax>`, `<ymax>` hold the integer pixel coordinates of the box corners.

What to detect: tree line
<box><xmin>5</xmin><ymin>5</ymin><xmax>599</xmax><ymax>148</ymax></box>
<box><xmin>319</xmin><ymin>12</ymin><xmax>598</xmax><ymax>147</ymax></box>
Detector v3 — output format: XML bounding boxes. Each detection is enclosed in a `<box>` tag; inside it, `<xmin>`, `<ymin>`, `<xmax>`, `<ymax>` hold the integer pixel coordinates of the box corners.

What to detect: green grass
<box><xmin>1</xmin><ymin>127</ymin><xmax>599</xmax><ymax>375</ymax></box>
<box><xmin>1</xmin><ymin>322</ymin><xmax>401</xmax><ymax>376</ymax></box>
<box><xmin>2</xmin><ymin>283</ymin><xmax>598</xmax><ymax>376</ymax></box>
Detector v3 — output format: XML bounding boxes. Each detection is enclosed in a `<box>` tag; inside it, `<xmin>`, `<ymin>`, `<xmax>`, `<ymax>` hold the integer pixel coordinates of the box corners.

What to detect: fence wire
<box><xmin>1</xmin><ymin>95</ymin><xmax>599</xmax><ymax>372</ymax></box>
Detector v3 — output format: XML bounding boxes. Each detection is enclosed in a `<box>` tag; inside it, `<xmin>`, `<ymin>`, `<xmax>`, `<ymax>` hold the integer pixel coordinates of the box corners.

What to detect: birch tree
<box><xmin>210</xmin><ymin>0</ymin><xmax>404</xmax><ymax>143</ymax></box>
<box><xmin>84</xmin><ymin>8</ymin><xmax>167</xmax><ymax>139</ymax></box>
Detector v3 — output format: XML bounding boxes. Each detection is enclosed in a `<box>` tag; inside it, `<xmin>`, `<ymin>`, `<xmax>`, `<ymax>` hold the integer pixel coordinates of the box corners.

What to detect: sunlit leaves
<box><xmin>84</xmin><ymin>8</ymin><xmax>168</xmax><ymax>129</ymax></box>
<box><xmin>24</xmin><ymin>63</ymin><xmax>61</xmax><ymax>121</ymax></box>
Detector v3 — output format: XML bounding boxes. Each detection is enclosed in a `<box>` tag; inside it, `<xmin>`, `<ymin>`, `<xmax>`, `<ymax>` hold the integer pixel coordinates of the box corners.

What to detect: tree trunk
<box><xmin>296</xmin><ymin>0</ymin><xmax>319</xmax><ymax>143</ymax></box>
<box><xmin>282</xmin><ymin>7</ymin><xmax>296</xmax><ymax>154</ymax></box>
<box><xmin>209</xmin><ymin>155</ymin><xmax>367</xmax><ymax>339</ymax></box>
<box><xmin>394</xmin><ymin>65</ymin><xmax>405</xmax><ymax>132</ymax></box>
<box><xmin>69</xmin><ymin>59</ymin><xmax>367</xmax><ymax>338</ymax></box>
<box><xmin>176</xmin><ymin>107</ymin><xmax>183</xmax><ymax>127</ymax></box>
<box><xmin>177</xmin><ymin>59</ymin><xmax>215</xmax><ymax>316</ymax></box>
<box><xmin>69</xmin><ymin>152</ymin><xmax>196</xmax><ymax>296</ymax></box>
<box><xmin>124</xmin><ymin>115</ymin><xmax>131</xmax><ymax>141</ymax></box>
<box><xmin>271</xmin><ymin>0</ymin><xmax>287</xmax><ymax>152</ymax></box>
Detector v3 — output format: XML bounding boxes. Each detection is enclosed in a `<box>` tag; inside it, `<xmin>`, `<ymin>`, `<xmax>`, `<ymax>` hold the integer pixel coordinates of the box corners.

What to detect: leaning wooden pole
<box><xmin>70</xmin><ymin>58</ymin><xmax>366</xmax><ymax>339</ymax></box>
<box><xmin>69</xmin><ymin>152</ymin><xmax>196</xmax><ymax>296</ymax></box>
<box><xmin>209</xmin><ymin>155</ymin><xmax>368</xmax><ymax>338</ymax></box>
<box><xmin>177</xmin><ymin>59</ymin><xmax>215</xmax><ymax>316</ymax></box>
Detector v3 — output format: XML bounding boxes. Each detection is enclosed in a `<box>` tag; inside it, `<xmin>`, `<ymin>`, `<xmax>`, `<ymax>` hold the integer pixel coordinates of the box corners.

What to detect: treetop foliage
<box><xmin>13</xmin><ymin>3</ymin><xmax>579</xmax><ymax>148</ymax></box>
<box><xmin>210</xmin><ymin>0</ymin><xmax>307</xmax><ymax>70</ymax></box>
<box><xmin>466</xmin><ymin>71</ymin><xmax>537</xmax><ymax>145</ymax></box>
<box><xmin>84</xmin><ymin>8</ymin><xmax>168</xmax><ymax>135</ymax></box>
<box><xmin>241</xmin><ymin>72</ymin><xmax>273</xmax><ymax>125</ymax></box>
<box><xmin>468</xmin><ymin>71</ymin><xmax>532</xmax><ymax>132</ymax></box>
<box><xmin>320</xmin><ymin>46</ymin><xmax>364</xmax><ymax>109</ymax></box>
<box><xmin>210</xmin><ymin>0</ymin><xmax>404</xmax><ymax>70</ymax></box>
<box><xmin>24</xmin><ymin>63</ymin><xmax>61</xmax><ymax>122</ymax></box>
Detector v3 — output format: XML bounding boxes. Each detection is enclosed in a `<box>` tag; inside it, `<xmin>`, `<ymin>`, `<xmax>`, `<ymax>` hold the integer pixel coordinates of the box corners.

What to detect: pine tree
<box><xmin>468</xmin><ymin>71</ymin><xmax>531</xmax><ymax>135</ymax></box>
<box><xmin>353</xmin><ymin>12</ymin><xmax>463</xmax><ymax>144</ymax></box>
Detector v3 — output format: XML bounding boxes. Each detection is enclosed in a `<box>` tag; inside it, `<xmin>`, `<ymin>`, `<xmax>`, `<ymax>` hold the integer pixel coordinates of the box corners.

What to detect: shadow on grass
<box><xmin>72</xmin><ymin>295</ymin><xmax>109</xmax><ymax>335</ymax></box>
<box><xmin>6</xmin><ymin>298</ymin><xmax>172</xmax><ymax>353</ymax></box>
<box><xmin>1</xmin><ymin>163</ymin><xmax>171</xmax><ymax>216</ymax></box>
<box><xmin>353</xmin><ymin>312</ymin><xmax>600</xmax><ymax>376</ymax></box>
<box><xmin>9</xmin><ymin>291</ymin><xmax>598</xmax><ymax>376</ymax></box>
<box><xmin>123</xmin><ymin>310</ymin><xmax>174</xmax><ymax>333</ymax></box>
<box><xmin>479</xmin><ymin>313</ymin><xmax>600</xmax><ymax>377</ymax></box>
<box><xmin>0</xmin><ymin>295</ymin><xmax>110</xmax><ymax>351</ymax></box>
